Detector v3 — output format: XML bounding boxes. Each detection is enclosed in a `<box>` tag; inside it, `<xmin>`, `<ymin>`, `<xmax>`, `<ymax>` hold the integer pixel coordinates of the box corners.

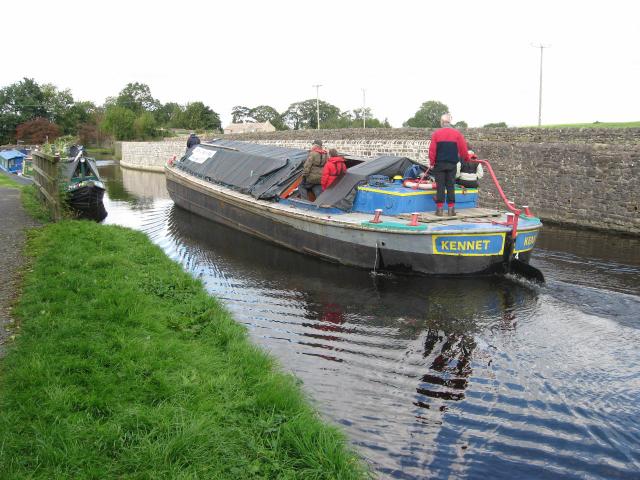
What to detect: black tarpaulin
<box><xmin>177</xmin><ymin>139</ymin><xmax>309</xmax><ymax>199</ymax></box>
<box><xmin>314</xmin><ymin>156</ymin><xmax>415</xmax><ymax>211</ymax></box>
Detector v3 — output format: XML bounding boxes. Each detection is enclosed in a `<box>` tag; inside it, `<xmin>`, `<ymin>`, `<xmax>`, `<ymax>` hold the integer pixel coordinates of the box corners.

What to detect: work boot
<box><xmin>436</xmin><ymin>206</ymin><xmax>444</xmax><ymax>217</ymax></box>
<box><xmin>448</xmin><ymin>206</ymin><xmax>456</xmax><ymax>217</ymax></box>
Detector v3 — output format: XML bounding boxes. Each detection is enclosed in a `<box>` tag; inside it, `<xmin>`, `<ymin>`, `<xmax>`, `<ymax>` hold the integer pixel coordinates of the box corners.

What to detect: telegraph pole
<box><xmin>362</xmin><ymin>88</ymin><xmax>366</xmax><ymax>128</ymax></box>
<box><xmin>532</xmin><ymin>44</ymin><xmax>550</xmax><ymax>127</ymax></box>
<box><xmin>312</xmin><ymin>84</ymin><xmax>322</xmax><ymax>130</ymax></box>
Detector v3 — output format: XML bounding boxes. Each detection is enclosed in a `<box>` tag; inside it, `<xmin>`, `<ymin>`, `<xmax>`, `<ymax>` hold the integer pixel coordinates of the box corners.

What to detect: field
<box><xmin>538</xmin><ymin>121</ymin><xmax>640</xmax><ymax>128</ymax></box>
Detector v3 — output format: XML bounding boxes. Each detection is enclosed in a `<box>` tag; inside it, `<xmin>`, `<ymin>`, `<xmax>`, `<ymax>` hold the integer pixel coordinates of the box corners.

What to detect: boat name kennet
<box><xmin>433</xmin><ymin>233</ymin><xmax>505</xmax><ymax>256</ymax></box>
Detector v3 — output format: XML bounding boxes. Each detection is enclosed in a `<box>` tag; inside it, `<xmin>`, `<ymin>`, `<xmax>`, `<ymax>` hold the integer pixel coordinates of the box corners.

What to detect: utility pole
<box><xmin>312</xmin><ymin>84</ymin><xmax>322</xmax><ymax>130</ymax></box>
<box><xmin>362</xmin><ymin>88</ymin><xmax>366</xmax><ymax>128</ymax></box>
<box><xmin>532</xmin><ymin>44</ymin><xmax>550</xmax><ymax>127</ymax></box>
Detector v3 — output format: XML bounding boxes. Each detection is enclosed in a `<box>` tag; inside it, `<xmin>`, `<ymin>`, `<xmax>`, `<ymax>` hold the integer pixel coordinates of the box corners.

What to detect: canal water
<box><xmin>99</xmin><ymin>162</ymin><xmax>640</xmax><ymax>479</ymax></box>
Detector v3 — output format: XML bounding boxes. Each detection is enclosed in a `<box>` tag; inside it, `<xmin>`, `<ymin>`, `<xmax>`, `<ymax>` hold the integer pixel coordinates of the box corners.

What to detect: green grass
<box><xmin>20</xmin><ymin>184</ymin><xmax>53</xmax><ymax>223</ymax></box>
<box><xmin>0</xmin><ymin>221</ymin><xmax>366</xmax><ymax>479</ymax></box>
<box><xmin>537</xmin><ymin>121</ymin><xmax>640</xmax><ymax>128</ymax></box>
<box><xmin>85</xmin><ymin>147</ymin><xmax>115</xmax><ymax>159</ymax></box>
<box><xmin>0</xmin><ymin>172</ymin><xmax>21</xmax><ymax>188</ymax></box>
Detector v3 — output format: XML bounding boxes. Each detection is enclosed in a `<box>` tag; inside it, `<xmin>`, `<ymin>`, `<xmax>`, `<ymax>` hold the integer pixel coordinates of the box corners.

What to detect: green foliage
<box><xmin>0</xmin><ymin>172</ymin><xmax>21</xmax><ymax>188</ymax></box>
<box><xmin>84</xmin><ymin>147</ymin><xmax>115</xmax><ymax>159</ymax></box>
<box><xmin>0</xmin><ymin>77</ymin><xmax>48</xmax><ymax>144</ymax></box>
<box><xmin>250</xmin><ymin>105</ymin><xmax>287</xmax><ymax>130</ymax></box>
<box><xmin>483</xmin><ymin>122</ymin><xmax>508</xmax><ymax>128</ymax></box>
<box><xmin>21</xmin><ymin>184</ymin><xmax>53</xmax><ymax>222</ymax></box>
<box><xmin>178</xmin><ymin>102</ymin><xmax>221</xmax><ymax>131</ymax></box>
<box><xmin>40</xmin><ymin>84</ymin><xmax>92</xmax><ymax>135</ymax></box>
<box><xmin>40</xmin><ymin>135</ymin><xmax>76</xmax><ymax>155</ymax></box>
<box><xmin>454</xmin><ymin>120</ymin><xmax>468</xmax><ymax>128</ymax></box>
<box><xmin>0</xmin><ymin>79</ymin><xmax>98</xmax><ymax>143</ymax></box>
<box><xmin>404</xmin><ymin>100</ymin><xmax>449</xmax><ymax>128</ymax></box>
<box><xmin>0</xmin><ymin>221</ymin><xmax>366</xmax><ymax>479</ymax></box>
<box><xmin>114</xmin><ymin>82</ymin><xmax>160</xmax><ymax>114</ymax></box>
<box><xmin>101</xmin><ymin>106</ymin><xmax>136</xmax><ymax>140</ymax></box>
<box><xmin>154</xmin><ymin>101</ymin><xmax>182</xmax><ymax>126</ymax></box>
<box><xmin>282</xmin><ymin>99</ymin><xmax>341</xmax><ymax>130</ymax></box>
<box><xmin>231</xmin><ymin>105</ymin><xmax>252</xmax><ymax>123</ymax></box>
<box><xmin>321</xmin><ymin>108</ymin><xmax>391</xmax><ymax>129</ymax></box>
<box><xmin>230</xmin><ymin>105</ymin><xmax>287</xmax><ymax>130</ymax></box>
<box><xmin>133</xmin><ymin>111</ymin><xmax>158</xmax><ymax>140</ymax></box>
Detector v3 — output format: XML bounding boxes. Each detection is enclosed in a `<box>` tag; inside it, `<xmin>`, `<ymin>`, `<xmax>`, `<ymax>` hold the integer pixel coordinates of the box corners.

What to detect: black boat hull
<box><xmin>166</xmin><ymin>170</ymin><xmax>531</xmax><ymax>277</ymax></box>
<box><xmin>69</xmin><ymin>185</ymin><xmax>107</xmax><ymax>221</ymax></box>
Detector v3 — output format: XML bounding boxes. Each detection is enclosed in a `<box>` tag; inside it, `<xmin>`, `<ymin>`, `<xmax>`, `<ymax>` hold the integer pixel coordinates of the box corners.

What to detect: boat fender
<box><xmin>403</xmin><ymin>179</ymin><xmax>437</xmax><ymax>190</ymax></box>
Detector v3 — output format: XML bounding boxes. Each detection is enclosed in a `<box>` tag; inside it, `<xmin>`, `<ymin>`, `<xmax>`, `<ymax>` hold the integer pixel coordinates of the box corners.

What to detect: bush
<box><xmin>16</xmin><ymin>117</ymin><xmax>61</xmax><ymax>144</ymax></box>
<box><xmin>101</xmin><ymin>106</ymin><xmax>136</xmax><ymax>140</ymax></box>
<box><xmin>133</xmin><ymin>112</ymin><xmax>158</xmax><ymax>140</ymax></box>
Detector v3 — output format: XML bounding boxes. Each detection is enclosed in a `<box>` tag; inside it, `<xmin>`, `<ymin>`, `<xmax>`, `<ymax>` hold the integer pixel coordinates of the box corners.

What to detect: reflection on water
<box><xmin>101</xmin><ymin>163</ymin><xmax>640</xmax><ymax>479</ymax></box>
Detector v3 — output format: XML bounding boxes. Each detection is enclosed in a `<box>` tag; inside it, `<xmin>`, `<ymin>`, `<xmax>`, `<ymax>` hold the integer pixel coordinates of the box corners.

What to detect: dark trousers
<box><xmin>299</xmin><ymin>182</ymin><xmax>322</xmax><ymax>201</ymax></box>
<box><xmin>432</xmin><ymin>162</ymin><xmax>457</xmax><ymax>205</ymax></box>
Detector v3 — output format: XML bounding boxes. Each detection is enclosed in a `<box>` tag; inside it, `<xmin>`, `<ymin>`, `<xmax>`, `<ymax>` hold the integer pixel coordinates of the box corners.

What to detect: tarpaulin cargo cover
<box><xmin>177</xmin><ymin>139</ymin><xmax>309</xmax><ymax>200</ymax></box>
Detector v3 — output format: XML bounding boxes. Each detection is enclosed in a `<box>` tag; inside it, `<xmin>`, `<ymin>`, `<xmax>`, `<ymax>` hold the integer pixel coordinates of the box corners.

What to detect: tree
<box><xmin>482</xmin><ymin>122</ymin><xmax>508</xmax><ymax>128</ymax></box>
<box><xmin>320</xmin><ymin>108</ymin><xmax>392</xmax><ymax>129</ymax></box>
<box><xmin>40</xmin><ymin>84</ymin><xmax>97</xmax><ymax>135</ymax></box>
<box><xmin>115</xmin><ymin>82</ymin><xmax>160</xmax><ymax>114</ymax></box>
<box><xmin>78</xmin><ymin>123</ymin><xmax>99</xmax><ymax>146</ymax></box>
<box><xmin>133</xmin><ymin>112</ymin><xmax>158</xmax><ymax>139</ymax></box>
<box><xmin>101</xmin><ymin>106</ymin><xmax>136</xmax><ymax>140</ymax></box>
<box><xmin>404</xmin><ymin>100</ymin><xmax>449</xmax><ymax>128</ymax></box>
<box><xmin>249</xmin><ymin>105</ymin><xmax>286</xmax><ymax>130</ymax></box>
<box><xmin>155</xmin><ymin>102</ymin><xmax>183</xmax><ymax>127</ymax></box>
<box><xmin>231</xmin><ymin>105</ymin><xmax>252</xmax><ymax>123</ymax></box>
<box><xmin>0</xmin><ymin>78</ymin><xmax>48</xmax><ymax>144</ymax></box>
<box><xmin>16</xmin><ymin>118</ymin><xmax>61</xmax><ymax>144</ymax></box>
<box><xmin>178</xmin><ymin>102</ymin><xmax>221</xmax><ymax>131</ymax></box>
<box><xmin>454</xmin><ymin>120</ymin><xmax>468</xmax><ymax>128</ymax></box>
<box><xmin>282</xmin><ymin>99</ymin><xmax>341</xmax><ymax>130</ymax></box>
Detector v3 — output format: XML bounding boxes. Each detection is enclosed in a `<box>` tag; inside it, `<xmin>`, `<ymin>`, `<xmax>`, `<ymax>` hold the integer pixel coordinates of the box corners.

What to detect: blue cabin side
<box><xmin>353</xmin><ymin>183</ymin><xmax>478</xmax><ymax>214</ymax></box>
<box><xmin>0</xmin><ymin>150</ymin><xmax>26</xmax><ymax>174</ymax></box>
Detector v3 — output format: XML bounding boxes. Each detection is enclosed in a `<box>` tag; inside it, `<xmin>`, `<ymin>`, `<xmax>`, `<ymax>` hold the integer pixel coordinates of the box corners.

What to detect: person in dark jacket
<box><xmin>321</xmin><ymin>148</ymin><xmax>347</xmax><ymax>191</ymax></box>
<box><xmin>456</xmin><ymin>149</ymin><xmax>484</xmax><ymax>188</ymax></box>
<box><xmin>186</xmin><ymin>132</ymin><xmax>201</xmax><ymax>149</ymax></box>
<box><xmin>299</xmin><ymin>139</ymin><xmax>328</xmax><ymax>200</ymax></box>
<box><xmin>428</xmin><ymin>113</ymin><xmax>470</xmax><ymax>216</ymax></box>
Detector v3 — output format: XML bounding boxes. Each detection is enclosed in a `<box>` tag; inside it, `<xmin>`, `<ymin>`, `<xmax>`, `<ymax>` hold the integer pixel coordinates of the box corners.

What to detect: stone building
<box><xmin>223</xmin><ymin>121</ymin><xmax>276</xmax><ymax>135</ymax></box>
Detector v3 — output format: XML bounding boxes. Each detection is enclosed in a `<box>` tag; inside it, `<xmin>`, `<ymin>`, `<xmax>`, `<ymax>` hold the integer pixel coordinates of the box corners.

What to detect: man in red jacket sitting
<box><xmin>428</xmin><ymin>113</ymin><xmax>470</xmax><ymax>217</ymax></box>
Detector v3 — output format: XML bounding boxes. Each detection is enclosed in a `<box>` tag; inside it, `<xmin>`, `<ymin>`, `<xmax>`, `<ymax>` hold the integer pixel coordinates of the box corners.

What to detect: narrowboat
<box><xmin>61</xmin><ymin>146</ymin><xmax>107</xmax><ymax>221</ymax></box>
<box><xmin>0</xmin><ymin>149</ymin><xmax>26</xmax><ymax>175</ymax></box>
<box><xmin>164</xmin><ymin>140</ymin><xmax>543</xmax><ymax>280</ymax></box>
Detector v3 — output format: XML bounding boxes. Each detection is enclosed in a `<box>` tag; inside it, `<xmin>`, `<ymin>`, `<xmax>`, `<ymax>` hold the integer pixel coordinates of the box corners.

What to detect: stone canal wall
<box><xmin>121</xmin><ymin>128</ymin><xmax>640</xmax><ymax>234</ymax></box>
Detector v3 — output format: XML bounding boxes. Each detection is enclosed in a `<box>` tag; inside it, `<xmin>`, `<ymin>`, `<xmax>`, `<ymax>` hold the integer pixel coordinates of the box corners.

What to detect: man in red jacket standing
<box><xmin>428</xmin><ymin>113</ymin><xmax>470</xmax><ymax>217</ymax></box>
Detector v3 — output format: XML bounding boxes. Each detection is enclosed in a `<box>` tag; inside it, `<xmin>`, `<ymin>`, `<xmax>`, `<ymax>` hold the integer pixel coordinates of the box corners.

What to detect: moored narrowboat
<box><xmin>164</xmin><ymin>140</ymin><xmax>543</xmax><ymax>279</ymax></box>
<box><xmin>61</xmin><ymin>146</ymin><xmax>107</xmax><ymax>221</ymax></box>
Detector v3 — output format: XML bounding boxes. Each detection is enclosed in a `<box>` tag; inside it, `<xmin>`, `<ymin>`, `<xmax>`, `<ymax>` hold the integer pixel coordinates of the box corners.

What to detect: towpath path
<box><xmin>0</xmin><ymin>174</ymin><xmax>39</xmax><ymax>359</ymax></box>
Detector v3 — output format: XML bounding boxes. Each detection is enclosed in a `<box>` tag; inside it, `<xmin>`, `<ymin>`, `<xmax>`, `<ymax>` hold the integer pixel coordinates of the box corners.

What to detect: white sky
<box><xmin>2</xmin><ymin>0</ymin><xmax>639</xmax><ymax>127</ymax></box>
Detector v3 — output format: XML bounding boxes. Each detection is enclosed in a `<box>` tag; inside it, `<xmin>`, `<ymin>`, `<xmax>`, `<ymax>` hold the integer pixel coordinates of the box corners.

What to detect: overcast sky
<box><xmin>2</xmin><ymin>0</ymin><xmax>639</xmax><ymax>127</ymax></box>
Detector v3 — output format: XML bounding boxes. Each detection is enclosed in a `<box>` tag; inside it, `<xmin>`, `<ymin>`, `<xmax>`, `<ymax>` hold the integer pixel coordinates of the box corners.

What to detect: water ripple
<box><xmin>99</xmin><ymin>165</ymin><xmax>640</xmax><ymax>479</ymax></box>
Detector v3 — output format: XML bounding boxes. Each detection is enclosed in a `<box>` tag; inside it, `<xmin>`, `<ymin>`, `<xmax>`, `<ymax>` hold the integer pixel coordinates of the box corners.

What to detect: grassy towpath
<box><xmin>0</xmin><ymin>220</ymin><xmax>366</xmax><ymax>479</ymax></box>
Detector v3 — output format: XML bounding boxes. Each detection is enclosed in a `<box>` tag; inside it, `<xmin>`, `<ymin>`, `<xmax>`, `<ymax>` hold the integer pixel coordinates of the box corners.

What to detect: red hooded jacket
<box><xmin>321</xmin><ymin>156</ymin><xmax>347</xmax><ymax>190</ymax></box>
